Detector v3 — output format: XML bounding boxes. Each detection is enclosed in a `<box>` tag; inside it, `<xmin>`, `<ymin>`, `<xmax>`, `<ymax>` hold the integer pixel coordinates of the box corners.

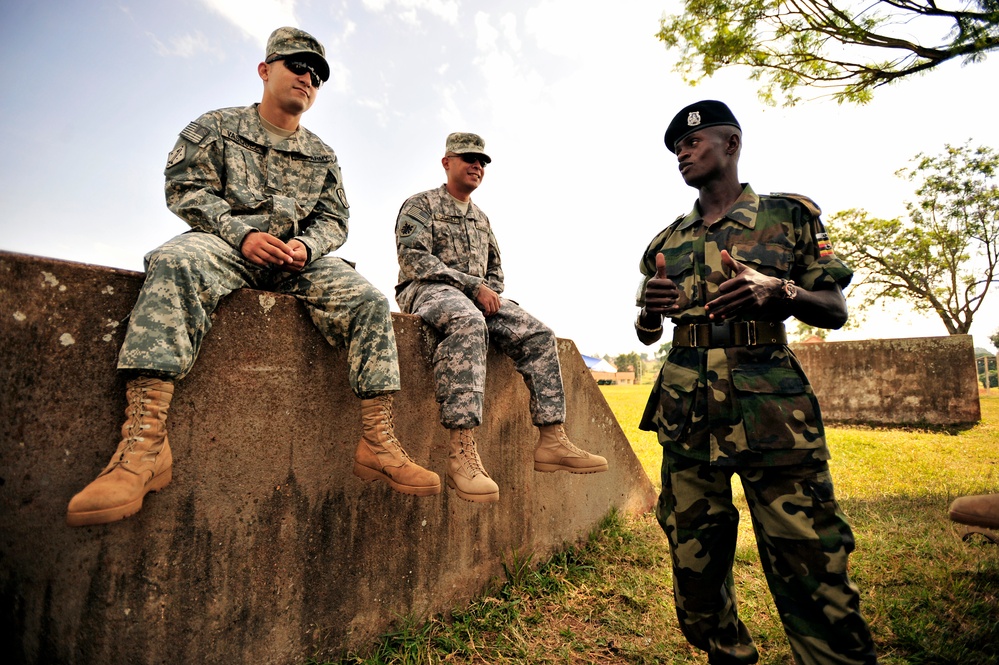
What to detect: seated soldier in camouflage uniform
<box><xmin>636</xmin><ymin>101</ymin><xmax>878</xmax><ymax>664</ymax></box>
<box><xmin>66</xmin><ymin>27</ymin><xmax>440</xmax><ymax>527</ymax></box>
<box><xmin>394</xmin><ymin>133</ymin><xmax>607</xmax><ymax>503</ymax></box>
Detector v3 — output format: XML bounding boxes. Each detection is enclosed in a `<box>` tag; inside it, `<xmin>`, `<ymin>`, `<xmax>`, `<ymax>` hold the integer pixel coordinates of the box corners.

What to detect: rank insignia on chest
<box><xmin>166</xmin><ymin>145</ymin><xmax>185</xmax><ymax>169</ymax></box>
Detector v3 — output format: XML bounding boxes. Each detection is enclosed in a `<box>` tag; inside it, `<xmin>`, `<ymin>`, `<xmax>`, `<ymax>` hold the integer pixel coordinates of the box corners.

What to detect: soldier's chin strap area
<box><xmin>672</xmin><ymin>320</ymin><xmax>787</xmax><ymax>348</ymax></box>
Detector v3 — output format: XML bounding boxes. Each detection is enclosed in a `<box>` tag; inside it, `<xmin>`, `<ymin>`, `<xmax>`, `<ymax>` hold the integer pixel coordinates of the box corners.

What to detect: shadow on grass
<box><xmin>837</xmin><ymin>492</ymin><xmax>999</xmax><ymax>665</ymax></box>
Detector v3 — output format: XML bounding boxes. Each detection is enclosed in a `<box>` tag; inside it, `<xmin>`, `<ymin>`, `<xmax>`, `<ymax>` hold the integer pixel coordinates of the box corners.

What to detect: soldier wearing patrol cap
<box><xmin>394</xmin><ymin>132</ymin><xmax>608</xmax><ymax>504</ymax></box>
<box><xmin>636</xmin><ymin>101</ymin><xmax>878</xmax><ymax>664</ymax></box>
<box><xmin>66</xmin><ymin>27</ymin><xmax>441</xmax><ymax>527</ymax></box>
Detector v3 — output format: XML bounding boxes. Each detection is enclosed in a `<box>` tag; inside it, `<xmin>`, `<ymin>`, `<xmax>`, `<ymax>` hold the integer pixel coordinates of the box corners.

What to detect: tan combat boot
<box><xmin>447</xmin><ymin>429</ymin><xmax>499</xmax><ymax>503</ymax></box>
<box><xmin>353</xmin><ymin>395</ymin><xmax>441</xmax><ymax>496</ymax></box>
<box><xmin>949</xmin><ymin>494</ymin><xmax>999</xmax><ymax>529</ymax></box>
<box><xmin>534</xmin><ymin>424</ymin><xmax>608</xmax><ymax>474</ymax></box>
<box><xmin>67</xmin><ymin>377</ymin><xmax>175</xmax><ymax>526</ymax></box>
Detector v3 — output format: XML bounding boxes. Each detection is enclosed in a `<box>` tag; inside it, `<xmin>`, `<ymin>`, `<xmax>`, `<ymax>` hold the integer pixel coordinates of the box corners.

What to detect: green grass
<box><xmin>320</xmin><ymin>394</ymin><xmax>999</xmax><ymax>665</ymax></box>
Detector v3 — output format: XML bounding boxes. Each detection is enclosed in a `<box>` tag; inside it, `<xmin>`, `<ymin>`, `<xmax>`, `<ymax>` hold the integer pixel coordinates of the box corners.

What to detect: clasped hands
<box><xmin>643</xmin><ymin>250</ymin><xmax>785</xmax><ymax>321</ymax></box>
<box><xmin>241</xmin><ymin>231</ymin><xmax>308</xmax><ymax>272</ymax></box>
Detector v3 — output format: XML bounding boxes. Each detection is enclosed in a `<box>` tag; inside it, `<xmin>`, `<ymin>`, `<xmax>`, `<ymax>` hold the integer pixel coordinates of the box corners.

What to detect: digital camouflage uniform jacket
<box><xmin>636</xmin><ymin>184</ymin><xmax>852</xmax><ymax>467</ymax></box>
<box><xmin>164</xmin><ymin>104</ymin><xmax>350</xmax><ymax>263</ymax></box>
<box><xmin>394</xmin><ymin>184</ymin><xmax>504</xmax><ymax>311</ymax></box>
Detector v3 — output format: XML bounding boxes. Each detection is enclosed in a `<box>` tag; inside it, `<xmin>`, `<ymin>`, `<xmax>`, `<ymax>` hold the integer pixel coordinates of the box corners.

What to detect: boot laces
<box><xmin>118</xmin><ymin>386</ymin><xmax>151</xmax><ymax>462</ymax></box>
<box><xmin>458</xmin><ymin>432</ymin><xmax>487</xmax><ymax>476</ymax></box>
<box><xmin>554</xmin><ymin>425</ymin><xmax>586</xmax><ymax>456</ymax></box>
<box><xmin>375</xmin><ymin>396</ymin><xmax>413</xmax><ymax>462</ymax></box>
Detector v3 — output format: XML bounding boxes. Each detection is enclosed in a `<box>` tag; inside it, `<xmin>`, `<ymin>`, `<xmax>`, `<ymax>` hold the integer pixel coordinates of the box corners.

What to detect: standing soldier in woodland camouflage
<box><xmin>394</xmin><ymin>133</ymin><xmax>607</xmax><ymax>503</ymax></box>
<box><xmin>636</xmin><ymin>101</ymin><xmax>878</xmax><ymax>664</ymax></box>
<box><xmin>66</xmin><ymin>27</ymin><xmax>440</xmax><ymax>527</ymax></box>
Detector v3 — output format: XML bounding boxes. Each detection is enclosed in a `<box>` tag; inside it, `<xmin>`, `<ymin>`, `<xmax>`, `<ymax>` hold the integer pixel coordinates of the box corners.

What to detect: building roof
<box><xmin>582</xmin><ymin>354</ymin><xmax>618</xmax><ymax>373</ymax></box>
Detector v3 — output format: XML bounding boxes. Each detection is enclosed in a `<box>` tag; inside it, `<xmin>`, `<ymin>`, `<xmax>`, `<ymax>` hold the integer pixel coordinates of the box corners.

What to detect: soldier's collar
<box><xmin>679</xmin><ymin>184</ymin><xmax>759</xmax><ymax>230</ymax></box>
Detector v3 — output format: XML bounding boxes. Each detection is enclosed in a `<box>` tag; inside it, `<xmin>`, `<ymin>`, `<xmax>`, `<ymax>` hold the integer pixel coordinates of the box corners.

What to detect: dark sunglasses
<box><xmin>267</xmin><ymin>56</ymin><xmax>323</xmax><ymax>88</ymax></box>
<box><xmin>452</xmin><ymin>153</ymin><xmax>489</xmax><ymax>167</ymax></box>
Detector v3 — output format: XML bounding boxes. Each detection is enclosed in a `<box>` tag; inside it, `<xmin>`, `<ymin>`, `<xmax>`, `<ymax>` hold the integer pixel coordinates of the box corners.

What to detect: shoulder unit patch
<box><xmin>166</xmin><ymin>145</ymin><xmax>185</xmax><ymax>169</ymax></box>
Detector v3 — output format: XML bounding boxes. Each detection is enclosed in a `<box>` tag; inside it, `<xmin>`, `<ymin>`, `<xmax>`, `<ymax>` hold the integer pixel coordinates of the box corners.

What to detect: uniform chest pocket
<box><xmin>433</xmin><ymin>217</ymin><xmax>464</xmax><ymax>258</ymax></box>
<box><xmin>278</xmin><ymin>158</ymin><xmax>329</xmax><ymax>214</ymax></box>
<box><xmin>730</xmin><ymin>242</ymin><xmax>793</xmax><ymax>278</ymax></box>
<box><xmin>659</xmin><ymin>248</ymin><xmax>695</xmax><ymax>281</ymax></box>
<box><xmin>657</xmin><ymin>248</ymin><xmax>697</xmax><ymax>309</ymax></box>
<box><xmin>224</xmin><ymin>144</ymin><xmax>267</xmax><ymax>208</ymax></box>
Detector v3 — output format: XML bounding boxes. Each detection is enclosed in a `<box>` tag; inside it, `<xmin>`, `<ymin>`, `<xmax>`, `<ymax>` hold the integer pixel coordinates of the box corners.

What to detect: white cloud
<box><xmin>198</xmin><ymin>0</ymin><xmax>298</xmax><ymax>44</ymax></box>
<box><xmin>474</xmin><ymin>12</ymin><xmax>499</xmax><ymax>52</ymax></box>
<box><xmin>500</xmin><ymin>13</ymin><xmax>520</xmax><ymax>52</ymax></box>
<box><xmin>361</xmin><ymin>0</ymin><xmax>459</xmax><ymax>25</ymax></box>
<box><xmin>150</xmin><ymin>30</ymin><xmax>226</xmax><ymax>59</ymax></box>
<box><xmin>436</xmin><ymin>83</ymin><xmax>465</xmax><ymax>128</ymax></box>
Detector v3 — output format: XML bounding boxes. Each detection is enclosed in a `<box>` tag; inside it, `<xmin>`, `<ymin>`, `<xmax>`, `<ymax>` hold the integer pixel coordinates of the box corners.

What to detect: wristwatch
<box><xmin>780</xmin><ymin>279</ymin><xmax>797</xmax><ymax>300</ymax></box>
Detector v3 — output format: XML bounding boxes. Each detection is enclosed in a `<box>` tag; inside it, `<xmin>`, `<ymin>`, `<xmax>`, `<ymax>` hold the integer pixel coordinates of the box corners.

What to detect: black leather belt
<box><xmin>672</xmin><ymin>321</ymin><xmax>787</xmax><ymax>348</ymax></box>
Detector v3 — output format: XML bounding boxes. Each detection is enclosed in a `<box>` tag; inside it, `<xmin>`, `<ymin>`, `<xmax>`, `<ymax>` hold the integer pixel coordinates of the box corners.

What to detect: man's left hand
<box><xmin>705</xmin><ymin>250</ymin><xmax>783</xmax><ymax>321</ymax></box>
<box><xmin>285</xmin><ymin>239</ymin><xmax>308</xmax><ymax>272</ymax></box>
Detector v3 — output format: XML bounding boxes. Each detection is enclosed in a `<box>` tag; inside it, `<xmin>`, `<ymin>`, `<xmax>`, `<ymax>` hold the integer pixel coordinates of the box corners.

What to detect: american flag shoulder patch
<box><xmin>180</xmin><ymin>122</ymin><xmax>210</xmax><ymax>144</ymax></box>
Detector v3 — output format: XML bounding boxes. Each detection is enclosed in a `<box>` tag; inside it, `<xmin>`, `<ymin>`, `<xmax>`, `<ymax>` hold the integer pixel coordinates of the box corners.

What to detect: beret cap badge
<box><xmin>664</xmin><ymin>100</ymin><xmax>741</xmax><ymax>154</ymax></box>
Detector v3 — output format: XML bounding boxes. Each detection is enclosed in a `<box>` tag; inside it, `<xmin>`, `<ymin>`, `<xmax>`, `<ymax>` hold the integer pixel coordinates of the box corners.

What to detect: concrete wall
<box><xmin>0</xmin><ymin>252</ymin><xmax>658</xmax><ymax>665</ymax></box>
<box><xmin>790</xmin><ymin>336</ymin><xmax>981</xmax><ymax>426</ymax></box>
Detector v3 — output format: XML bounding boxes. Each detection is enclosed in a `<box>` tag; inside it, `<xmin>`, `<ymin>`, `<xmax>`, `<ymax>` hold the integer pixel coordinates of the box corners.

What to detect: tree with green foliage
<box><xmin>792</xmin><ymin>322</ymin><xmax>829</xmax><ymax>341</ymax></box>
<box><xmin>991</xmin><ymin>327</ymin><xmax>999</xmax><ymax>348</ymax></box>
<box><xmin>657</xmin><ymin>0</ymin><xmax>999</xmax><ymax>105</ymax></box>
<box><xmin>614</xmin><ymin>351</ymin><xmax>645</xmax><ymax>383</ymax></box>
<box><xmin>656</xmin><ymin>341</ymin><xmax>673</xmax><ymax>362</ymax></box>
<box><xmin>828</xmin><ymin>142</ymin><xmax>999</xmax><ymax>334</ymax></box>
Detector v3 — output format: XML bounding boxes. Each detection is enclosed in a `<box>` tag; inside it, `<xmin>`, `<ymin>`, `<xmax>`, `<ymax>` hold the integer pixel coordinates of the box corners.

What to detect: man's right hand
<box><xmin>643</xmin><ymin>252</ymin><xmax>680</xmax><ymax>315</ymax></box>
<box><xmin>241</xmin><ymin>231</ymin><xmax>296</xmax><ymax>268</ymax></box>
<box><xmin>475</xmin><ymin>284</ymin><xmax>502</xmax><ymax>316</ymax></box>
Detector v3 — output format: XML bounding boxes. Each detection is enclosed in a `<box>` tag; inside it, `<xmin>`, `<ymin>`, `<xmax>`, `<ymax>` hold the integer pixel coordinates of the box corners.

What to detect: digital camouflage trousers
<box><xmin>117</xmin><ymin>231</ymin><xmax>401</xmax><ymax>398</ymax></box>
<box><xmin>408</xmin><ymin>283</ymin><xmax>565</xmax><ymax>429</ymax></box>
<box><xmin>657</xmin><ymin>452</ymin><xmax>877</xmax><ymax>665</ymax></box>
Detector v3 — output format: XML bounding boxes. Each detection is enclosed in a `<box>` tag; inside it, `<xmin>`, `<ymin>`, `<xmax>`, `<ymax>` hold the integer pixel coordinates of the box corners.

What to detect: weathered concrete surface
<box><xmin>0</xmin><ymin>251</ymin><xmax>657</xmax><ymax>665</ymax></box>
<box><xmin>790</xmin><ymin>336</ymin><xmax>981</xmax><ymax>426</ymax></box>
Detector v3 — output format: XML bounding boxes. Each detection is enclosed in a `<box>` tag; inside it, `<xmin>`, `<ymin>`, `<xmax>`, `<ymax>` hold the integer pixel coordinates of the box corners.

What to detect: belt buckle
<box><xmin>730</xmin><ymin>321</ymin><xmax>757</xmax><ymax>346</ymax></box>
<box><xmin>709</xmin><ymin>322</ymin><xmax>730</xmax><ymax>347</ymax></box>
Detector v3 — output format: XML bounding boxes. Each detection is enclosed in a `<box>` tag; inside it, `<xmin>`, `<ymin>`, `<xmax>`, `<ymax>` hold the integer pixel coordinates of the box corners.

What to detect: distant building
<box><xmin>581</xmin><ymin>354</ymin><xmax>635</xmax><ymax>385</ymax></box>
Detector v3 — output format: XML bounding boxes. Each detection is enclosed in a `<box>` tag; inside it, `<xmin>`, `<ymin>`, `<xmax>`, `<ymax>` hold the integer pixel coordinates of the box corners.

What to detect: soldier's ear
<box><xmin>725</xmin><ymin>132</ymin><xmax>741</xmax><ymax>155</ymax></box>
<box><xmin>258</xmin><ymin>62</ymin><xmax>270</xmax><ymax>82</ymax></box>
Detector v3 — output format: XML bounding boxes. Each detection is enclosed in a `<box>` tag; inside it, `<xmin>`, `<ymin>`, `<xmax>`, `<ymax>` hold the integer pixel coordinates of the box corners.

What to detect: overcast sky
<box><xmin>2</xmin><ymin>0</ymin><xmax>997</xmax><ymax>357</ymax></box>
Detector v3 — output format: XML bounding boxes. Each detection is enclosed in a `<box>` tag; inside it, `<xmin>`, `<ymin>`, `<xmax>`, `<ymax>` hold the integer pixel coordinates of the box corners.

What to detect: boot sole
<box><xmin>949</xmin><ymin>509</ymin><xmax>999</xmax><ymax>529</ymax></box>
<box><xmin>352</xmin><ymin>462</ymin><xmax>442</xmax><ymax>497</ymax></box>
<box><xmin>65</xmin><ymin>468</ymin><xmax>173</xmax><ymax>527</ymax></box>
<box><xmin>445</xmin><ymin>476</ymin><xmax>499</xmax><ymax>503</ymax></box>
<box><xmin>534</xmin><ymin>461</ymin><xmax>608</xmax><ymax>474</ymax></box>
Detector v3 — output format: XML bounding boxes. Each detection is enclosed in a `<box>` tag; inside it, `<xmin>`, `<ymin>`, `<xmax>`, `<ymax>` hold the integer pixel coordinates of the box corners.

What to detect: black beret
<box><xmin>664</xmin><ymin>100</ymin><xmax>741</xmax><ymax>154</ymax></box>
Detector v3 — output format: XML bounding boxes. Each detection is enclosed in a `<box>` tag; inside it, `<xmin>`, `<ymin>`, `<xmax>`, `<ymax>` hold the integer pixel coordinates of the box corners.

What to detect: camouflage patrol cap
<box><xmin>265</xmin><ymin>27</ymin><xmax>330</xmax><ymax>83</ymax></box>
<box><xmin>445</xmin><ymin>132</ymin><xmax>491</xmax><ymax>163</ymax></box>
<box><xmin>664</xmin><ymin>100</ymin><xmax>740</xmax><ymax>154</ymax></box>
